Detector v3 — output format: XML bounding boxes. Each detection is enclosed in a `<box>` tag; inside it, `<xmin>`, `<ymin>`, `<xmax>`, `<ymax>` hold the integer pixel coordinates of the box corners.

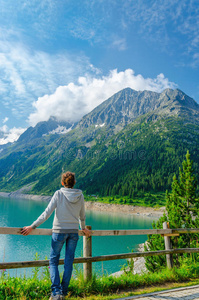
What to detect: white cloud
<box><xmin>69</xmin><ymin>18</ymin><xmax>96</xmax><ymax>41</ymax></box>
<box><xmin>0</xmin><ymin>126</ymin><xmax>26</xmax><ymax>145</ymax></box>
<box><xmin>0</xmin><ymin>125</ymin><xmax>8</xmax><ymax>133</ymax></box>
<box><xmin>62</xmin><ymin>0</ymin><xmax>199</xmax><ymax>61</ymax></box>
<box><xmin>0</xmin><ymin>29</ymin><xmax>95</xmax><ymax>120</ymax></box>
<box><xmin>111</xmin><ymin>37</ymin><xmax>127</xmax><ymax>51</ymax></box>
<box><xmin>123</xmin><ymin>0</ymin><xmax>199</xmax><ymax>59</ymax></box>
<box><xmin>43</xmin><ymin>125</ymin><xmax>73</xmax><ymax>136</ymax></box>
<box><xmin>28</xmin><ymin>69</ymin><xmax>177</xmax><ymax>126</ymax></box>
<box><xmin>2</xmin><ymin>117</ymin><xmax>9</xmax><ymax>123</ymax></box>
<box><xmin>191</xmin><ymin>53</ymin><xmax>199</xmax><ymax>68</ymax></box>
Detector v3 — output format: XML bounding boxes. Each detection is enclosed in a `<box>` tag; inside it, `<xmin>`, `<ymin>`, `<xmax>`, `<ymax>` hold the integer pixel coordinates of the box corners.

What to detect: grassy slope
<box><xmin>1</xmin><ymin>262</ymin><xmax>199</xmax><ymax>299</ymax></box>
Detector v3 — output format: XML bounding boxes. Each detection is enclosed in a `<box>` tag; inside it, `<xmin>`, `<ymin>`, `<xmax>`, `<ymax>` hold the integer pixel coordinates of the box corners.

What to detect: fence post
<box><xmin>163</xmin><ymin>222</ymin><xmax>173</xmax><ymax>269</ymax></box>
<box><xmin>83</xmin><ymin>225</ymin><xmax>92</xmax><ymax>281</ymax></box>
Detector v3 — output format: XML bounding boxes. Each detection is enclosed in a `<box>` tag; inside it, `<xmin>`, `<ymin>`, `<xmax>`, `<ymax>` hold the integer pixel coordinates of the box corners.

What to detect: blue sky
<box><xmin>0</xmin><ymin>0</ymin><xmax>199</xmax><ymax>144</ymax></box>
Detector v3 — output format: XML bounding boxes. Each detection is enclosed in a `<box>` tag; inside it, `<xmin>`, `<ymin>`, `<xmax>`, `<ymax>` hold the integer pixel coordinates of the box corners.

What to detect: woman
<box><xmin>21</xmin><ymin>171</ymin><xmax>90</xmax><ymax>300</ymax></box>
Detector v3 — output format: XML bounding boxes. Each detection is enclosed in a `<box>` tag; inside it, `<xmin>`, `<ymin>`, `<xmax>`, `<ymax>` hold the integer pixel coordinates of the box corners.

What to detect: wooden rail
<box><xmin>1</xmin><ymin>248</ymin><xmax>199</xmax><ymax>270</ymax></box>
<box><xmin>1</xmin><ymin>224</ymin><xmax>199</xmax><ymax>280</ymax></box>
<box><xmin>1</xmin><ymin>227</ymin><xmax>198</xmax><ymax>236</ymax></box>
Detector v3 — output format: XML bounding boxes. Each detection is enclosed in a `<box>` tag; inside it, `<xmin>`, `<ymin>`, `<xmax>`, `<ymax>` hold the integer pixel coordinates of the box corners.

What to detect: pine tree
<box><xmin>145</xmin><ymin>151</ymin><xmax>199</xmax><ymax>272</ymax></box>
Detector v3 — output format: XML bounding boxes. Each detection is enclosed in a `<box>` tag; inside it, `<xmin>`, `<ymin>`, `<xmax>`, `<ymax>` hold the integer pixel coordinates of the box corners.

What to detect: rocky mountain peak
<box><xmin>159</xmin><ymin>88</ymin><xmax>199</xmax><ymax>110</ymax></box>
<box><xmin>77</xmin><ymin>88</ymin><xmax>199</xmax><ymax>130</ymax></box>
<box><xmin>17</xmin><ymin>117</ymin><xmax>73</xmax><ymax>144</ymax></box>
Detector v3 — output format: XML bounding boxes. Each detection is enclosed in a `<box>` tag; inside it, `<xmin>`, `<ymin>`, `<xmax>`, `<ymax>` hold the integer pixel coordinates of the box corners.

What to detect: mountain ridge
<box><xmin>0</xmin><ymin>87</ymin><xmax>199</xmax><ymax>199</ymax></box>
<box><xmin>77</xmin><ymin>88</ymin><xmax>199</xmax><ymax>130</ymax></box>
<box><xmin>17</xmin><ymin>117</ymin><xmax>73</xmax><ymax>144</ymax></box>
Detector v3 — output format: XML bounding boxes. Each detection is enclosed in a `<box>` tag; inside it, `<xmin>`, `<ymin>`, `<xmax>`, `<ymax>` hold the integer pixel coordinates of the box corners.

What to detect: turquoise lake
<box><xmin>0</xmin><ymin>197</ymin><xmax>155</xmax><ymax>276</ymax></box>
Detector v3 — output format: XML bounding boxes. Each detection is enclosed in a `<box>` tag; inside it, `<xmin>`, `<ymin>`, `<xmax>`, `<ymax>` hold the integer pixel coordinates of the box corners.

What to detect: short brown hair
<box><xmin>61</xmin><ymin>171</ymin><xmax>76</xmax><ymax>188</ymax></box>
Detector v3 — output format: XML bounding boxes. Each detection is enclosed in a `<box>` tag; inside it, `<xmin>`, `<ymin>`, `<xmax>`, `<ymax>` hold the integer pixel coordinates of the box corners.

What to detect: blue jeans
<box><xmin>49</xmin><ymin>232</ymin><xmax>79</xmax><ymax>296</ymax></box>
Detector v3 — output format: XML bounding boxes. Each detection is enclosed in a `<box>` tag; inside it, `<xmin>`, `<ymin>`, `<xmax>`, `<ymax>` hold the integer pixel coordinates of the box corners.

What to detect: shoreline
<box><xmin>85</xmin><ymin>201</ymin><xmax>164</xmax><ymax>217</ymax></box>
<box><xmin>0</xmin><ymin>190</ymin><xmax>161</xmax><ymax>275</ymax></box>
<box><xmin>0</xmin><ymin>191</ymin><xmax>52</xmax><ymax>202</ymax></box>
<box><xmin>0</xmin><ymin>191</ymin><xmax>165</xmax><ymax>218</ymax></box>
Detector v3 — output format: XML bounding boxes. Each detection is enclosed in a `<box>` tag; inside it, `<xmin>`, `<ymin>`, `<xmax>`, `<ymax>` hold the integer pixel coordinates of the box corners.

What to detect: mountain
<box><xmin>0</xmin><ymin>88</ymin><xmax>199</xmax><ymax>199</ymax></box>
<box><xmin>17</xmin><ymin>117</ymin><xmax>74</xmax><ymax>144</ymax></box>
<box><xmin>78</xmin><ymin>88</ymin><xmax>199</xmax><ymax>128</ymax></box>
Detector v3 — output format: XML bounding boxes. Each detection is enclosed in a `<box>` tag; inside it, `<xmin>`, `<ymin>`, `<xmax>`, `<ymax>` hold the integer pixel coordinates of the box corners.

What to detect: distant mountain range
<box><xmin>0</xmin><ymin>88</ymin><xmax>199</xmax><ymax>197</ymax></box>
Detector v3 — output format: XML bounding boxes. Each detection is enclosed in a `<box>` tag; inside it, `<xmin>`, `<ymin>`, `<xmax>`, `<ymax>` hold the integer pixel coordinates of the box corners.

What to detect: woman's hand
<box><xmin>82</xmin><ymin>228</ymin><xmax>91</xmax><ymax>237</ymax></box>
<box><xmin>21</xmin><ymin>226</ymin><xmax>33</xmax><ymax>236</ymax></box>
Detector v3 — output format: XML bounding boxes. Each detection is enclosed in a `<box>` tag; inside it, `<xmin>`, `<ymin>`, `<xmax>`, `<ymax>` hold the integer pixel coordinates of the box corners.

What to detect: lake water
<box><xmin>0</xmin><ymin>197</ymin><xmax>154</xmax><ymax>276</ymax></box>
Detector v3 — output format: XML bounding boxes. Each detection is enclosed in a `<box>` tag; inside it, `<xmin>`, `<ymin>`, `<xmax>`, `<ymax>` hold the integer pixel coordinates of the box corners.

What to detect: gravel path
<box><xmin>114</xmin><ymin>285</ymin><xmax>199</xmax><ymax>299</ymax></box>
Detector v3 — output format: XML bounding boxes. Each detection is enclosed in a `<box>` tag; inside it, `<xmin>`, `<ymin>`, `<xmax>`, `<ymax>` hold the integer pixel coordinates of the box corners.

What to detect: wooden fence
<box><xmin>1</xmin><ymin>223</ymin><xmax>199</xmax><ymax>280</ymax></box>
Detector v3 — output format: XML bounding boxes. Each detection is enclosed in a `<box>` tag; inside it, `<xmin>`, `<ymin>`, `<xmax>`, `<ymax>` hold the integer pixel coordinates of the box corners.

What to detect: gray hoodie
<box><xmin>31</xmin><ymin>188</ymin><xmax>86</xmax><ymax>233</ymax></box>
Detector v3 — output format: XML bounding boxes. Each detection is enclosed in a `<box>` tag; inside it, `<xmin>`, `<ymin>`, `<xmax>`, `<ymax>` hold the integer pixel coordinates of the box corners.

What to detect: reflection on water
<box><xmin>0</xmin><ymin>197</ymin><xmax>155</xmax><ymax>276</ymax></box>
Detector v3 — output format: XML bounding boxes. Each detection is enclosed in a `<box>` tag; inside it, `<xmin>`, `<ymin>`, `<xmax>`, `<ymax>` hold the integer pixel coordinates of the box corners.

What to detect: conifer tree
<box><xmin>145</xmin><ymin>151</ymin><xmax>199</xmax><ymax>272</ymax></box>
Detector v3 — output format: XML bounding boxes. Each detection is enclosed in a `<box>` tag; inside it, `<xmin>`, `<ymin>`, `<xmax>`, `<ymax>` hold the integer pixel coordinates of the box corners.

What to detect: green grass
<box><xmin>84</xmin><ymin>191</ymin><xmax>166</xmax><ymax>208</ymax></box>
<box><xmin>1</xmin><ymin>261</ymin><xmax>199</xmax><ymax>299</ymax></box>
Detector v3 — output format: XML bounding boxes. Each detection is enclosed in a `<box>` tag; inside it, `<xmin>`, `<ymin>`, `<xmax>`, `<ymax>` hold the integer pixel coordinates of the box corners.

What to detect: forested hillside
<box><xmin>0</xmin><ymin>88</ymin><xmax>199</xmax><ymax>199</ymax></box>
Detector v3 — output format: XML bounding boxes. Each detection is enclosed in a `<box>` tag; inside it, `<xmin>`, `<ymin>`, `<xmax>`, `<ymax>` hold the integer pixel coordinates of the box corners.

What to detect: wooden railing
<box><xmin>1</xmin><ymin>223</ymin><xmax>199</xmax><ymax>280</ymax></box>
